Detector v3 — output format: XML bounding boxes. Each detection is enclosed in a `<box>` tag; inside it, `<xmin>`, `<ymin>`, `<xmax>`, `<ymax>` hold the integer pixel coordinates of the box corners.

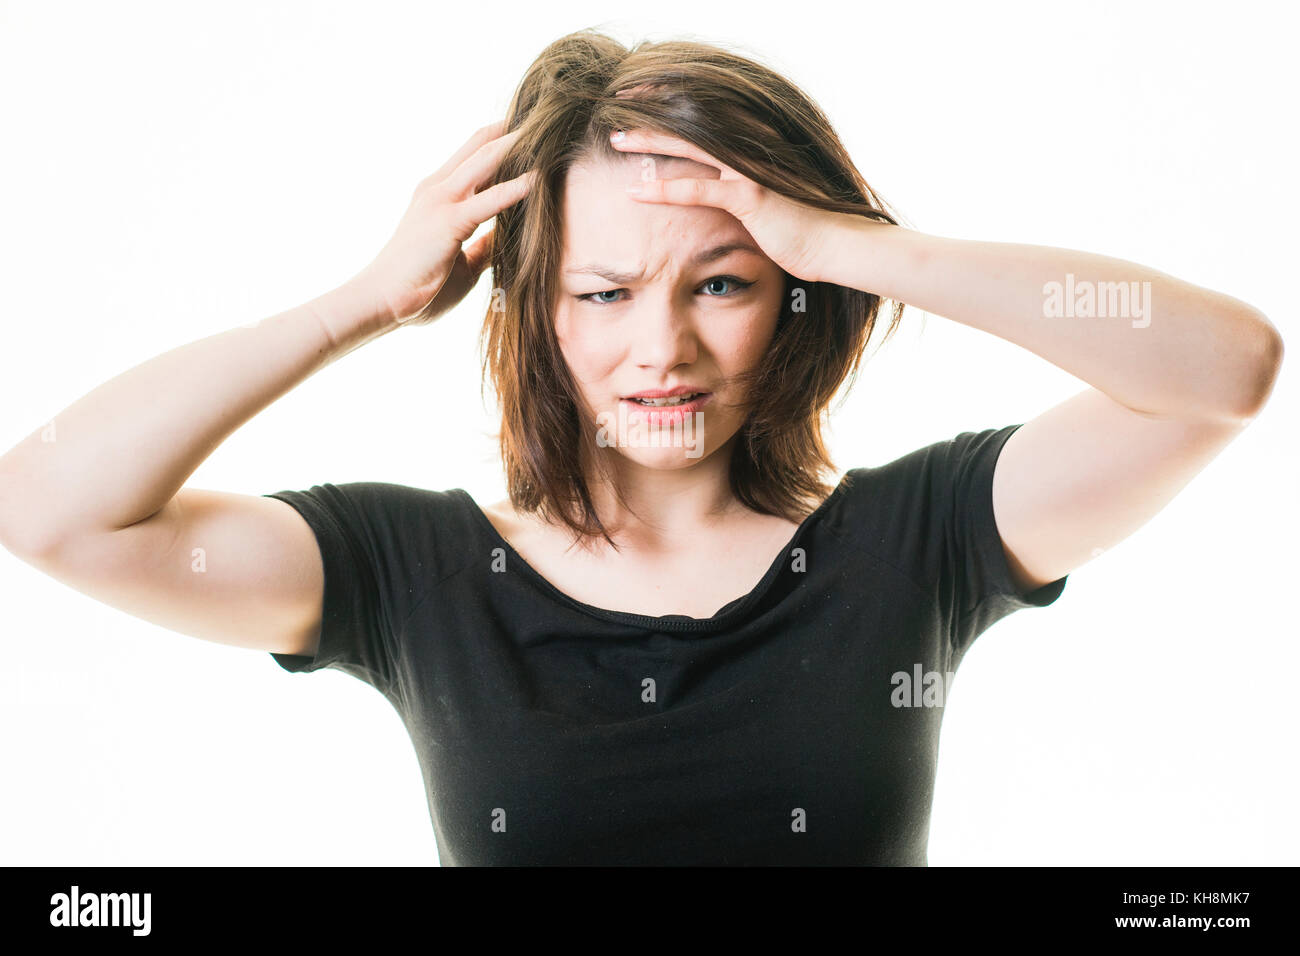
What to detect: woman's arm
<box><xmin>0</xmin><ymin>287</ymin><xmax>392</xmax><ymax>657</ymax></box>
<box><xmin>0</xmin><ymin>285</ymin><xmax>390</xmax><ymax>554</ymax></box>
<box><xmin>816</xmin><ymin>222</ymin><xmax>1282</xmax><ymax>424</ymax></box>
<box><xmin>0</xmin><ymin>121</ymin><xmax>530</xmax><ymax>656</ymax></box>
<box><xmin>0</xmin><ymin>120</ymin><xmax>528</xmax><ymax>555</ymax></box>
<box><xmin>816</xmin><ymin>221</ymin><xmax>1285</xmax><ymax>591</ymax></box>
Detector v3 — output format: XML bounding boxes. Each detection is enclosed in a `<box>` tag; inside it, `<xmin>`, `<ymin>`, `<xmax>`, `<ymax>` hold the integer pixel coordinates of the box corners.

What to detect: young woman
<box><xmin>0</xmin><ymin>30</ymin><xmax>1282</xmax><ymax>865</ymax></box>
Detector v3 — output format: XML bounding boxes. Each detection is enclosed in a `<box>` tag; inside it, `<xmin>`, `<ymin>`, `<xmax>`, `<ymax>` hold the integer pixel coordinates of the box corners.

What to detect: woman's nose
<box><xmin>629</xmin><ymin>297</ymin><xmax>699</xmax><ymax>370</ymax></box>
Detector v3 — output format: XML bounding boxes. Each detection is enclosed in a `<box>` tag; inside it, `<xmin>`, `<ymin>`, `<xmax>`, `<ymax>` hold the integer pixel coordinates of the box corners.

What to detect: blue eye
<box><xmin>702</xmin><ymin>276</ymin><xmax>749</xmax><ymax>296</ymax></box>
<box><xmin>575</xmin><ymin>275</ymin><xmax>754</xmax><ymax>305</ymax></box>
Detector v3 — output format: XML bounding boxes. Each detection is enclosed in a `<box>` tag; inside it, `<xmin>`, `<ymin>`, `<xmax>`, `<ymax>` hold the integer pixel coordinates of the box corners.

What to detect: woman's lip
<box><xmin>621</xmin><ymin>388</ymin><xmax>710</xmax><ymax>399</ymax></box>
<box><xmin>619</xmin><ymin>392</ymin><xmax>711</xmax><ymax>423</ymax></box>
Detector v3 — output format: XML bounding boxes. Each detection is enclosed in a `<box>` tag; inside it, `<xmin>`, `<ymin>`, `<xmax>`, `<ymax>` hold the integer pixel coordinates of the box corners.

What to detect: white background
<box><xmin>1</xmin><ymin>0</ymin><xmax>1295</xmax><ymax>866</ymax></box>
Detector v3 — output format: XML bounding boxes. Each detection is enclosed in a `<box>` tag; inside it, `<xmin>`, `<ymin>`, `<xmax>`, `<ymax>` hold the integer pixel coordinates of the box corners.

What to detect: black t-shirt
<box><xmin>264</xmin><ymin>424</ymin><xmax>1067</xmax><ymax>865</ymax></box>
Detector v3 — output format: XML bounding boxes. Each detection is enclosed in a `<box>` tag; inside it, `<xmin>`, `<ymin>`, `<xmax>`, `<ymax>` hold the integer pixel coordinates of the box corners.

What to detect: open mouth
<box><xmin>619</xmin><ymin>392</ymin><xmax>711</xmax><ymax>423</ymax></box>
<box><xmin>624</xmin><ymin>391</ymin><xmax>708</xmax><ymax>407</ymax></box>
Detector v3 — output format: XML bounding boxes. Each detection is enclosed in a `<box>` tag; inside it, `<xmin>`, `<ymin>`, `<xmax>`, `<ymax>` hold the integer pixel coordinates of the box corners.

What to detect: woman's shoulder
<box><xmin>476</xmin><ymin>497</ymin><xmax>534</xmax><ymax>550</ymax></box>
<box><xmin>265</xmin><ymin>479</ymin><xmax>487</xmax><ymax>557</ymax></box>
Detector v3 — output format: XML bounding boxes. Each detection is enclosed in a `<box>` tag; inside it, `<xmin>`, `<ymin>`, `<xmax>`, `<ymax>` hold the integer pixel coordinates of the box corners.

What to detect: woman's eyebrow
<box><xmin>563</xmin><ymin>241</ymin><xmax>763</xmax><ymax>283</ymax></box>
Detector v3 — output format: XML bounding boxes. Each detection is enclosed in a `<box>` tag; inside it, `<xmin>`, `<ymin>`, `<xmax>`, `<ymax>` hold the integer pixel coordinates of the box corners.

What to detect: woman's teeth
<box><xmin>630</xmin><ymin>393</ymin><xmax>702</xmax><ymax>406</ymax></box>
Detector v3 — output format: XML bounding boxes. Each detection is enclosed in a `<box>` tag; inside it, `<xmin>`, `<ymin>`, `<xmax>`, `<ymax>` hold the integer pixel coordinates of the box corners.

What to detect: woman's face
<box><xmin>554</xmin><ymin>151</ymin><xmax>787</xmax><ymax>471</ymax></box>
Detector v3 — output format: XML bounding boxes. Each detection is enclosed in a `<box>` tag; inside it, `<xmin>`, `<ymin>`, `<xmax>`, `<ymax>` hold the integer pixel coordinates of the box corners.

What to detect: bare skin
<box><xmin>478</xmin><ymin>492</ymin><xmax>803</xmax><ymax>619</ymax></box>
<box><xmin>479</xmin><ymin>150</ymin><xmax>810</xmax><ymax>618</ymax></box>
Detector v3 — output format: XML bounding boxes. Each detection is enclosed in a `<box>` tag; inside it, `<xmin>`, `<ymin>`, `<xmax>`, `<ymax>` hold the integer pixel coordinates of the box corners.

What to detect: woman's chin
<box><xmin>612</xmin><ymin>443</ymin><xmax>711</xmax><ymax>469</ymax></box>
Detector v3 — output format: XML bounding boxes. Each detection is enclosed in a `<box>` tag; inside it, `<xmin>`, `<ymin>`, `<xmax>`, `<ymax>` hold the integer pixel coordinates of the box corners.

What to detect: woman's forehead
<box><xmin>558</xmin><ymin>153</ymin><xmax>745</xmax><ymax>263</ymax></box>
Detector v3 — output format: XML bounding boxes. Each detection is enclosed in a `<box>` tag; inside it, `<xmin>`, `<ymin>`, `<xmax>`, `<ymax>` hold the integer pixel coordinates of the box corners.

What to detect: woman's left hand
<box><xmin>608</xmin><ymin>126</ymin><xmax>853</xmax><ymax>284</ymax></box>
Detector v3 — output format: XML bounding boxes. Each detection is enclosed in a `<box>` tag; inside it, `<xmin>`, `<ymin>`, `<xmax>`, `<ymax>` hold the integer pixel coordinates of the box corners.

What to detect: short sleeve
<box><xmin>940</xmin><ymin>424</ymin><xmax>1068</xmax><ymax>656</ymax></box>
<box><xmin>262</xmin><ymin>482</ymin><xmax>420</xmax><ymax>696</ymax></box>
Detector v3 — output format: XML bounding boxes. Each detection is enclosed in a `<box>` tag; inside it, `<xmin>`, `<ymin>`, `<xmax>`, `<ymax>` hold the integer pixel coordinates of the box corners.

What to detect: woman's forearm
<box><xmin>819</xmin><ymin>219</ymin><xmax>1284</xmax><ymax>423</ymax></box>
<box><xmin>0</xmin><ymin>282</ymin><xmax>394</xmax><ymax>552</ymax></box>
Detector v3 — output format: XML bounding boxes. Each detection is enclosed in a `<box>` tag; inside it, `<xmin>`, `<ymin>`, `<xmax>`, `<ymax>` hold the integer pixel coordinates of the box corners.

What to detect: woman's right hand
<box><xmin>346</xmin><ymin>120</ymin><xmax>534</xmax><ymax>328</ymax></box>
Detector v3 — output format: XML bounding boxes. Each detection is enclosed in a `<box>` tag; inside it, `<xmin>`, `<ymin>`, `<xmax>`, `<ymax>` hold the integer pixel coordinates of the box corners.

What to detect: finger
<box><xmin>626</xmin><ymin>176</ymin><xmax>748</xmax><ymax>215</ymax></box>
<box><xmin>614</xmin><ymin>83</ymin><xmax>659</xmax><ymax>98</ymax></box>
<box><xmin>424</xmin><ymin>120</ymin><xmax>509</xmax><ymax>187</ymax></box>
<box><xmin>440</xmin><ymin>127</ymin><xmax>526</xmax><ymax>200</ymax></box>
<box><xmin>456</xmin><ymin>169</ymin><xmax>536</xmax><ymax>238</ymax></box>
<box><xmin>609</xmin><ymin>128</ymin><xmax>740</xmax><ymax>180</ymax></box>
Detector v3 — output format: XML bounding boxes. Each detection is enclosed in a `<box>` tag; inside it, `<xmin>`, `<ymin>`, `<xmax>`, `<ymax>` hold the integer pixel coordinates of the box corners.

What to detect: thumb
<box><xmin>463</xmin><ymin>226</ymin><xmax>495</xmax><ymax>278</ymax></box>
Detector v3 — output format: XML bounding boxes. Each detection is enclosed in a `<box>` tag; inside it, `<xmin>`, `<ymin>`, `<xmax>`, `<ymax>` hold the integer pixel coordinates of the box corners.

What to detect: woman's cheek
<box><xmin>555</xmin><ymin>311</ymin><xmax>624</xmax><ymax>390</ymax></box>
<box><xmin>727</xmin><ymin>306</ymin><xmax>783</xmax><ymax>369</ymax></box>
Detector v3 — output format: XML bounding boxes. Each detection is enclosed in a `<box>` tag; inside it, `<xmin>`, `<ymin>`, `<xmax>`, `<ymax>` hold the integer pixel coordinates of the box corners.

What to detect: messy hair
<box><xmin>480</xmin><ymin>28</ymin><xmax>905</xmax><ymax>548</ymax></box>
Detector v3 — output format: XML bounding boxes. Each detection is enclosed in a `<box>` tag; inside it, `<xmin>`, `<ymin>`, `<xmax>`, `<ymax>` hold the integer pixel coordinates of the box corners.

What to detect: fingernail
<box><xmin>610</xmin><ymin>129</ymin><xmax>625</xmax><ymax>142</ymax></box>
<box><xmin>625</xmin><ymin>184</ymin><xmax>642</xmax><ymax>194</ymax></box>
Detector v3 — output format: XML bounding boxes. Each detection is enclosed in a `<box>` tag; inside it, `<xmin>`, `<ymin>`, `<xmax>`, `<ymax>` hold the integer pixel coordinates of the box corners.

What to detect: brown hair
<box><xmin>480</xmin><ymin>28</ymin><xmax>906</xmax><ymax>549</ymax></box>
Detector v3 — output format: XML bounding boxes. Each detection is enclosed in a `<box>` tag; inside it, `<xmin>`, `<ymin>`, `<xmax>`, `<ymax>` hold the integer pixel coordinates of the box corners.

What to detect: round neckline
<box><xmin>453</xmin><ymin>476</ymin><xmax>853</xmax><ymax>633</ymax></box>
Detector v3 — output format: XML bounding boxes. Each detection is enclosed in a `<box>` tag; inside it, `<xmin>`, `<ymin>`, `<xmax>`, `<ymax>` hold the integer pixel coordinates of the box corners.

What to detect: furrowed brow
<box><xmin>564</xmin><ymin>241</ymin><xmax>763</xmax><ymax>283</ymax></box>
